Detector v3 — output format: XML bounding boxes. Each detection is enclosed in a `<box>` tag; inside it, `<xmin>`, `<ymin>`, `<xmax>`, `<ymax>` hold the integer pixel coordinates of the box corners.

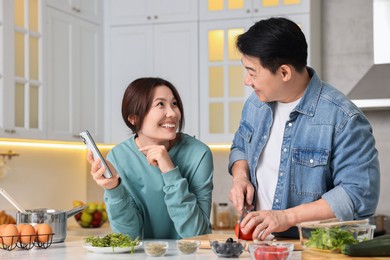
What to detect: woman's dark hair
<box><xmin>121</xmin><ymin>77</ymin><xmax>185</xmax><ymax>134</ymax></box>
<box><xmin>236</xmin><ymin>17</ymin><xmax>307</xmax><ymax>73</ymax></box>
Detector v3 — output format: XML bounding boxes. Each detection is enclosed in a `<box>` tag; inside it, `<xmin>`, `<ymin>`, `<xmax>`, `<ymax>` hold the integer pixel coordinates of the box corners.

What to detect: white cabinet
<box><xmin>198</xmin><ymin>0</ymin><xmax>321</xmax><ymax>143</ymax></box>
<box><xmin>0</xmin><ymin>0</ymin><xmax>4</xmax><ymax>135</ymax></box>
<box><xmin>46</xmin><ymin>0</ymin><xmax>102</xmax><ymax>23</ymax></box>
<box><xmin>199</xmin><ymin>0</ymin><xmax>314</xmax><ymax>21</ymax></box>
<box><xmin>46</xmin><ymin>8</ymin><xmax>104</xmax><ymax>141</ymax></box>
<box><xmin>108</xmin><ymin>0</ymin><xmax>198</xmax><ymax>25</ymax></box>
<box><xmin>107</xmin><ymin>22</ymin><xmax>198</xmax><ymax>143</ymax></box>
<box><xmin>1</xmin><ymin>0</ymin><xmax>46</xmax><ymax>139</ymax></box>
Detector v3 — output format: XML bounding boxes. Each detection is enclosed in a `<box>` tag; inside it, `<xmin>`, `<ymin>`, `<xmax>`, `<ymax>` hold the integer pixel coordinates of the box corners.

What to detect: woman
<box><xmin>87</xmin><ymin>77</ymin><xmax>214</xmax><ymax>239</ymax></box>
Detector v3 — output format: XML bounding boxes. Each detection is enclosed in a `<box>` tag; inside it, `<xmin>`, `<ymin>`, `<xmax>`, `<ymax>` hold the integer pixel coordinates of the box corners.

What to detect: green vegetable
<box><xmin>305</xmin><ymin>227</ymin><xmax>358</xmax><ymax>252</ymax></box>
<box><xmin>342</xmin><ymin>234</ymin><xmax>390</xmax><ymax>256</ymax></box>
<box><xmin>85</xmin><ymin>233</ymin><xmax>140</xmax><ymax>253</ymax></box>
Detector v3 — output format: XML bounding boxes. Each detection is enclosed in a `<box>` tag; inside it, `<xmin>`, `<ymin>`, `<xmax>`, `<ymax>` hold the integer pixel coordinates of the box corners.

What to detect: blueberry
<box><xmin>225</xmin><ymin>237</ymin><xmax>234</xmax><ymax>243</ymax></box>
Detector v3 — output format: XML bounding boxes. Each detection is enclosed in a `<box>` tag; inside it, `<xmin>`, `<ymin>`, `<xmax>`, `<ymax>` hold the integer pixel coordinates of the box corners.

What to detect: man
<box><xmin>228</xmin><ymin>17</ymin><xmax>380</xmax><ymax>240</ymax></box>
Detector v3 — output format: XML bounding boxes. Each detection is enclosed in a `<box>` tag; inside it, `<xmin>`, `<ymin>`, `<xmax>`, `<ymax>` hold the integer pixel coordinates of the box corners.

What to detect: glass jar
<box><xmin>215</xmin><ymin>203</ymin><xmax>231</xmax><ymax>229</ymax></box>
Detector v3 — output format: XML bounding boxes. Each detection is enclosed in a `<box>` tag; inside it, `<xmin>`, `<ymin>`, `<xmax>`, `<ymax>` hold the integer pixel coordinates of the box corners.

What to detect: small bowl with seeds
<box><xmin>177</xmin><ymin>240</ymin><xmax>201</xmax><ymax>254</ymax></box>
<box><xmin>144</xmin><ymin>241</ymin><xmax>169</xmax><ymax>257</ymax></box>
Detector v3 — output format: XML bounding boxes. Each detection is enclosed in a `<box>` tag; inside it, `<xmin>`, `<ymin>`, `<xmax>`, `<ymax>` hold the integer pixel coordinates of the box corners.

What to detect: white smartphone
<box><xmin>80</xmin><ymin>130</ymin><xmax>113</xmax><ymax>178</ymax></box>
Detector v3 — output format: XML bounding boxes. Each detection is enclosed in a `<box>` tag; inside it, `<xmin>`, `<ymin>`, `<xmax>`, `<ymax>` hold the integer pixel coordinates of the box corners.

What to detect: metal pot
<box><xmin>16</xmin><ymin>206</ymin><xmax>86</xmax><ymax>243</ymax></box>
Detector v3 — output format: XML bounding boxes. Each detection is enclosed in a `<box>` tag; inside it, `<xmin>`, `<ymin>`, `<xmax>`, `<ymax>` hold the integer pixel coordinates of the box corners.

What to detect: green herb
<box><xmin>305</xmin><ymin>227</ymin><xmax>359</xmax><ymax>252</ymax></box>
<box><xmin>85</xmin><ymin>233</ymin><xmax>140</xmax><ymax>253</ymax></box>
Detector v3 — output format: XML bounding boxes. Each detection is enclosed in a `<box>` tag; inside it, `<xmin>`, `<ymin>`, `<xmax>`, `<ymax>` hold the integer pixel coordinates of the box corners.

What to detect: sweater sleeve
<box><xmin>104</xmin><ymin>160</ymin><xmax>144</xmax><ymax>239</ymax></box>
<box><xmin>161</xmin><ymin>149</ymin><xmax>214</xmax><ymax>238</ymax></box>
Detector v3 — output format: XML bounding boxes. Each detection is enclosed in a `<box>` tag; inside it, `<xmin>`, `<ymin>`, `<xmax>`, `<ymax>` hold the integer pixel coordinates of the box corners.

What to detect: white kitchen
<box><xmin>1</xmin><ymin>0</ymin><xmax>390</xmax><ymax>259</ymax></box>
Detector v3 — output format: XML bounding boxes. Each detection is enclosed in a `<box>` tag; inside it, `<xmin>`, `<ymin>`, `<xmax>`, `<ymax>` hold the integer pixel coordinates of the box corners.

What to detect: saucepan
<box><xmin>16</xmin><ymin>206</ymin><xmax>86</xmax><ymax>243</ymax></box>
<box><xmin>1</xmin><ymin>188</ymin><xmax>86</xmax><ymax>243</ymax></box>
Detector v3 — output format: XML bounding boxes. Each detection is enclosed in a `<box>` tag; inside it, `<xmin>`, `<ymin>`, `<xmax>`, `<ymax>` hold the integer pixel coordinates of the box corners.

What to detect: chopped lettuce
<box><xmin>305</xmin><ymin>227</ymin><xmax>359</xmax><ymax>252</ymax></box>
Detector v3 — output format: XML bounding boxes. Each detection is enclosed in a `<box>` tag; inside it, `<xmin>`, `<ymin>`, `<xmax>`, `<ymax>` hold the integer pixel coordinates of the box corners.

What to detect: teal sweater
<box><xmin>105</xmin><ymin>133</ymin><xmax>214</xmax><ymax>239</ymax></box>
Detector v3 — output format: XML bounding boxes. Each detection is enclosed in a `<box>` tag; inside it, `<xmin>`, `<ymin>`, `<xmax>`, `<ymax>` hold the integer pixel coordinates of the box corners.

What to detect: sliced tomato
<box><xmin>234</xmin><ymin>223</ymin><xmax>255</xmax><ymax>240</ymax></box>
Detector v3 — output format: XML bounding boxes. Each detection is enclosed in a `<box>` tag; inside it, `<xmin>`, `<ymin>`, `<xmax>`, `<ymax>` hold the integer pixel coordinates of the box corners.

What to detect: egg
<box><xmin>20</xmin><ymin>224</ymin><xmax>36</xmax><ymax>244</ymax></box>
<box><xmin>37</xmin><ymin>223</ymin><xmax>53</xmax><ymax>243</ymax></box>
<box><xmin>1</xmin><ymin>224</ymin><xmax>18</xmax><ymax>246</ymax></box>
<box><xmin>0</xmin><ymin>223</ymin><xmax>8</xmax><ymax>235</ymax></box>
<box><xmin>16</xmin><ymin>223</ymin><xmax>26</xmax><ymax>235</ymax></box>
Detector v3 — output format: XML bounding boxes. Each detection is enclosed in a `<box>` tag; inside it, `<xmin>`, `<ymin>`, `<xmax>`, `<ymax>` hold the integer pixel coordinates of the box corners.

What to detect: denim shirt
<box><xmin>229</xmin><ymin>68</ymin><xmax>380</xmax><ymax>221</ymax></box>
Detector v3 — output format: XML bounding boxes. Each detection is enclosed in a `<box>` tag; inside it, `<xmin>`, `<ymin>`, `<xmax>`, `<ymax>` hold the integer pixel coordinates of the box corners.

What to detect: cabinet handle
<box><xmin>154</xmin><ymin>15</ymin><xmax>158</xmax><ymax>19</ymax></box>
<box><xmin>253</xmin><ymin>8</ymin><xmax>259</xmax><ymax>13</ymax></box>
<box><xmin>246</xmin><ymin>9</ymin><xmax>251</xmax><ymax>13</ymax></box>
<box><xmin>73</xmin><ymin>134</ymin><xmax>81</xmax><ymax>139</ymax></box>
<box><xmin>147</xmin><ymin>16</ymin><xmax>151</xmax><ymax>20</ymax></box>
<box><xmin>72</xmin><ymin>7</ymin><xmax>81</xmax><ymax>13</ymax></box>
<box><xmin>4</xmin><ymin>129</ymin><xmax>16</xmax><ymax>134</ymax></box>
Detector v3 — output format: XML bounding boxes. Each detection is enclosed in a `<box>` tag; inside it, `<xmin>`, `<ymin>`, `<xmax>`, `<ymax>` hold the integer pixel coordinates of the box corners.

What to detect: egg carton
<box><xmin>0</xmin><ymin>233</ymin><xmax>54</xmax><ymax>251</ymax></box>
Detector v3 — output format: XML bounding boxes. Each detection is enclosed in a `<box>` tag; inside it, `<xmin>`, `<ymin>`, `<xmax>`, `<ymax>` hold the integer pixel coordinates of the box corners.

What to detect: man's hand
<box><xmin>229</xmin><ymin>160</ymin><xmax>254</xmax><ymax>212</ymax></box>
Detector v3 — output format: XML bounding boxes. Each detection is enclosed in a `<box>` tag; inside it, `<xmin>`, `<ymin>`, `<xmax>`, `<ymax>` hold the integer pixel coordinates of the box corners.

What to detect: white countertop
<box><xmin>0</xmin><ymin>224</ymin><xmax>302</xmax><ymax>259</ymax></box>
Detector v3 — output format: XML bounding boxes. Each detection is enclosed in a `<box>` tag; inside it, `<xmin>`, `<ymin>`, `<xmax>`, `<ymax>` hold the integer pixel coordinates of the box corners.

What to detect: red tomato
<box><xmin>275</xmin><ymin>246</ymin><xmax>289</xmax><ymax>260</ymax></box>
<box><xmin>254</xmin><ymin>245</ymin><xmax>289</xmax><ymax>260</ymax></box>
<box><xmin>234</xmin><ymin>223</ymin><xmax>254</xmax><ymax>240</ymax></box>
<box><xmin>254</xmin><ymin>246</ymin><xmax>276</xmax><ymax>260</ymax></box>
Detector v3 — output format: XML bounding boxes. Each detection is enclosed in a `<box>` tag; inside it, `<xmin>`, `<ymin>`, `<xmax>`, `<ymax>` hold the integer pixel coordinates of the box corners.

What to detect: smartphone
<box><xmin>80</xmin><ymin>130</ymin><xmax>113</xmax><ymax>178</ymax></box>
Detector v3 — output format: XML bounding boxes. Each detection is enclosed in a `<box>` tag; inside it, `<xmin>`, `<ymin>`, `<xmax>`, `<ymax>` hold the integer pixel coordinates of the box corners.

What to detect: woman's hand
<box><xmin>139</xmin><ymin>145</ymin><xmax>175</xmax><ymax>173</ymax></box>
<box><xmin>87</xmin><ymin>150</ymin><xmax>120</xmax><ymax>190</ymax></box>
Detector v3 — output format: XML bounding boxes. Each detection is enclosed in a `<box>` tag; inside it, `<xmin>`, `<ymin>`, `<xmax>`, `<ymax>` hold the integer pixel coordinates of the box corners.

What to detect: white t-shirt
<box><xmin>256</xmin><ymin>99</ymin><xmax>300</xmax><ymax>210</ymax></box>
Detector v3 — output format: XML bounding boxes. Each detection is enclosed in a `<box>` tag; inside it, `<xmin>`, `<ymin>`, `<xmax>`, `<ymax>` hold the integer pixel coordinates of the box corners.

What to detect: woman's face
<box><xmin>137</xmin><ymin>85</ymin><xmax>181</xmax><ymax>144</ymax></box>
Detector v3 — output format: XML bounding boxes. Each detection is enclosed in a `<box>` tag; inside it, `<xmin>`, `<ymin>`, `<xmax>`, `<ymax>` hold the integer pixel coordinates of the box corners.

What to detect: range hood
<box><xmin>348</xmin><ymin>0</ymin><xmax>390</xmax><ymax>110</ymax></box>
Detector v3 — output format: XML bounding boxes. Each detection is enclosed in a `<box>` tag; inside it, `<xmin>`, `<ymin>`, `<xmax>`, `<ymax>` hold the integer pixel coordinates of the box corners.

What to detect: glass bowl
<box><xmin>210</xmin><ymin>238</ymin><xmax>246</xmax><ymax>258</ymax></box>
<box><xmin>176</xmin><ymin>240</ymin><xmax>201</xmax><ymax>254</ymax></box>
<box><xmin>248</xmin><ymin>242</ymin><xmax>294</xmax><ymax>260</ymax></box>
<box><xmin>144</xmin><ymin>241</ymin><xmax>169</xmax><ymax>257</ymax></box>
<box><xmin>297</xmin><ymin>218</ymin><xmax>375</xmax><ymax>253</ymax></box>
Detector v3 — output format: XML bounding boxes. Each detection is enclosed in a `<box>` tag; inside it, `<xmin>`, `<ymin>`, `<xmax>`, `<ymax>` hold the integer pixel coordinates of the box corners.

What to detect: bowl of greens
<box><xmin>297</xmin><ymin>218</ymin><xmax>375</xmax><ymax>253</ymax></box>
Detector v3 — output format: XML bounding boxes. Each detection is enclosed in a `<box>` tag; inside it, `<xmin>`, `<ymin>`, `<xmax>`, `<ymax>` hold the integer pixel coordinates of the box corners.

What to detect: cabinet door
<box><xmin>154</xmin><ymin>22</ymin><xmax>199</xmax><ymax>139</ymax></box>
<box><xmin>0</xmin><ymin>0</ymin><xmax>4</xmax><ymax>135</ymax></box>
<box><xmin>107</xmin><ymin>22</ymin><xmax>198</xmax><ymax>143</ymax></box>
<box><xmin>46</xmin><ymin>8</ymin><xmax>103</xmax><ymax>141</ymax></box>
<box><xmin>46</xmin><ymin>0</ymin><xmax>102</xmax><ymax>23</ymax></box>
<box><xmin>1</xmin><ymin>0</ymin><xmax>45</xmax><ymax>139</ymax></box>
<box><xmin>199</xmin><ymin>0</ymin><xmax>252</xmax><ymax>21</ymax></box>
<box><xmin>108</xmin><ymin>0</ymin><xmax>198</xmax><ymax>25</ymax></box>
<box><xmin>199</xmin><ymin>20</ymin><xmax>252</xmax><ymax>143</ymax></box>
<box><xmin>108</xmin><ymin>25</ymin><xmax>154</xmax><ymax>143</ymax></box>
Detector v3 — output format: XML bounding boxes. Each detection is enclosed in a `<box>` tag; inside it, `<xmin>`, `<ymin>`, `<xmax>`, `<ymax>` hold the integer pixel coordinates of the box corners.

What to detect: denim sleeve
<box><xmin>229</xmin><ymin>119</ymin><xmax>255</xmax><ymax>174</ymax></box>
<box><xmin>322</xmin><ymin>113</ymin><xmax>380</xmax><ymax>220</ymax></box>
<box><xmin>162</xmin><ymin>149</ymin><xmax>213</xmax><ymax>238</ymax></box>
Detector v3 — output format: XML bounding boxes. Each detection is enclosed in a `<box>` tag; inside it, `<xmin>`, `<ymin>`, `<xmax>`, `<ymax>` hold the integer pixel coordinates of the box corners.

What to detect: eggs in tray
<box><xmin>0</xmin><ymin>223</ymin><xmax>54</xmax><ymax>251</ymax></box>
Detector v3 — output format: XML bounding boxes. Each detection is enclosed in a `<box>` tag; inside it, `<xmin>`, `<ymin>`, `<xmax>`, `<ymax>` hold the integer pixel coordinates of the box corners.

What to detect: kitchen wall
<box><xmin>1</xmin><ymin>0</ymin><xmax>389</xmax><ymax>225</ymax></box>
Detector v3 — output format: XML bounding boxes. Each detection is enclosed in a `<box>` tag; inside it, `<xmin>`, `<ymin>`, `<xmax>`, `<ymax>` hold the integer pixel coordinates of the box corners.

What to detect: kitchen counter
<box><xmin>1</xmin><ymin>225</ymin><xmax>388</xmax><ymax>259</ymax></box>
<box><xmin>0</xmin><ymin>224</ymin><xmax>301</xmax><ymax>259</ymax></box>
<box><xmin>0</xmin><ymin>236</ymin><xmax>302</xmax><ymax>259</ymax></box>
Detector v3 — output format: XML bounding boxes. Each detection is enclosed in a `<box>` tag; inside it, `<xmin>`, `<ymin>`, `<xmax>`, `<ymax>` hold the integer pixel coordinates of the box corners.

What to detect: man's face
<box><xmin>241</xmin><ymin>55</ymin><xmax>285</xmax><ymax>103</ymax></box>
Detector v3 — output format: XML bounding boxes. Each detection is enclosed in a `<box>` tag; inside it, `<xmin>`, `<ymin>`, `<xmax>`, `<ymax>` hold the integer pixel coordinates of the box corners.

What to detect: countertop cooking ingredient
<box><xmin>342</xmin><ymin>234</ymin><xmax>390</xmax><ymax>257</ymax></box>
<box><xmin>305</xmin><ymin>226</ymin><xmax>358</xmax><ymax>251</ymax></box>
<box><xmin>36</xmin><ymin>223</ymin><xmax>53</xmax><ymax>243</ymax></box>
<box><xmin>144</xmin><ymin>241</ymin><xmax>168</xmax><ymax>256</ymax></box>
<box><xmin>177</xmin><ymin>240</ymin><xmax>200</xmax><ymax>254</ymax></box>
<box><xmin>85</xmin><ymin>233</ymin><xmax>140</xmax><ymax>253</ymax></box>
<box><xmin>254</xmin><ymin>244</ymin><xmax>289</xmax><ymax>260</ymax></box>
<box><xmin>20</xmin><ymin>224</ymin><xmax>37</xmax><ymax>244</ymax></box>
<box><xmin>1</xmin><ymin>224</ymin><xmax>19</xmax><ymax>246</ymax></box>
<box><xmin>210</xmin><ymin>237</ymin><xmax>245</xmax><ymax>257</ymax></box>
<box><xmin>235</xmin><ymin>223</ymin><xmax>254</xmax><ymax>240</ymax></box>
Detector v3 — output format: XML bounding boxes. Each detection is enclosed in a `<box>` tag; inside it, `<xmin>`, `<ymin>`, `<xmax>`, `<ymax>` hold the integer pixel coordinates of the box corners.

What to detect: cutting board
<box><xmin>181</xmin><ymin>233</ymin><xmax>303</xmax><ymax>251</ymax></box>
